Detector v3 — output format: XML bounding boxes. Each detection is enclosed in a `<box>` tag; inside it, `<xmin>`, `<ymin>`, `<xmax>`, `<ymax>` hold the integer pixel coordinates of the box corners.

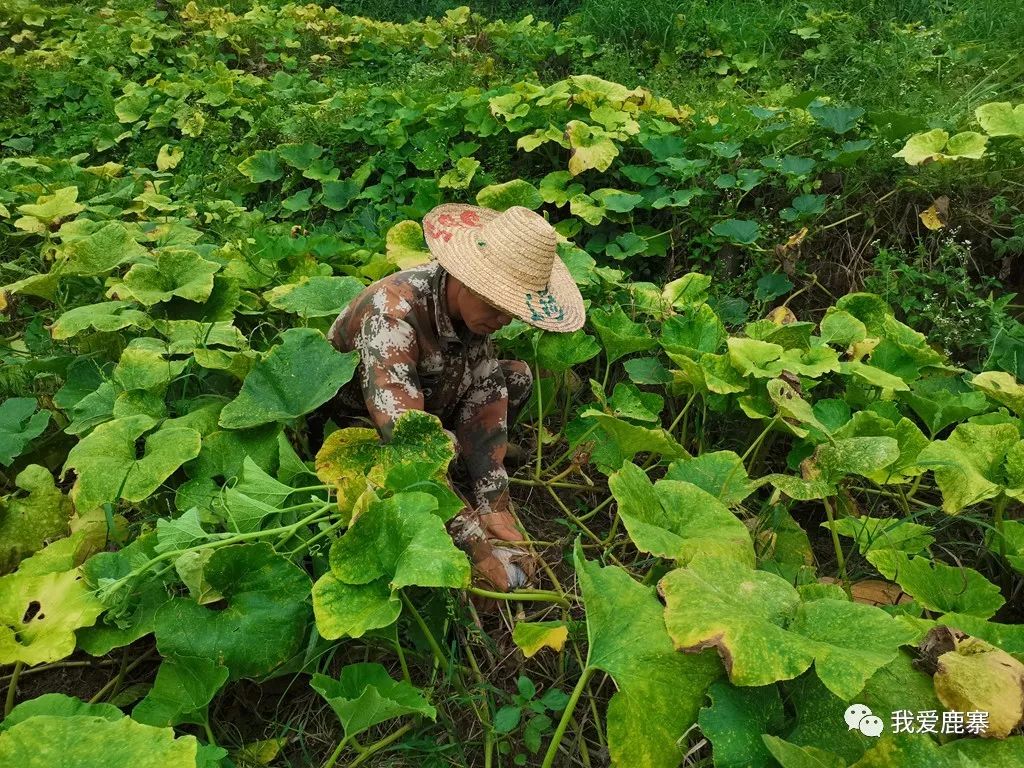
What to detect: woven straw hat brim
<box><xmin>423</xmin><ymin>204</ymin><xmax>586</xmax><ymax>333</ymax></box>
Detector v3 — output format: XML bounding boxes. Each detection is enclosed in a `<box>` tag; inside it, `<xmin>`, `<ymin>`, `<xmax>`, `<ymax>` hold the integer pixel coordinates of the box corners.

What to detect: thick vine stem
<box><xmin>541</xmin><ymin>665</ymin><xmax>595</xmax><ymax>768</ymax></box>
<box><xmin>4</xmin><ymin>661</ymin><xmax>22</xmax><ymax>717</ymax></box>
<box><xmin>467</xmin><ymin>586</ymin><xmax>571</xmax><ymax>608</ymax></box>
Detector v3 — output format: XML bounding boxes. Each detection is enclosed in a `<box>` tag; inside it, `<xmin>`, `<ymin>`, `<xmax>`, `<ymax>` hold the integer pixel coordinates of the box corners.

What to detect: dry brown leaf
<box><xmin>919</xmin><ymin>195</ymin><xmax>949</xmax><ymax>230</ymax></box>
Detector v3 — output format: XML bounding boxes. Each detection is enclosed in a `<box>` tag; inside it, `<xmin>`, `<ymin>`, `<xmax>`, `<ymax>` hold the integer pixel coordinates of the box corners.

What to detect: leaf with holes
<box><xmin>0</xmin><ymin>539</ymin><xmax>104</xmax><ymax>665</ymax></box>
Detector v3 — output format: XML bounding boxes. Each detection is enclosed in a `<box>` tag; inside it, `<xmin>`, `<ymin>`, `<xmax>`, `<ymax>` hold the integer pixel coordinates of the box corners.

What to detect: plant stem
<box><xmin>4</xmin><ymin>662</ymin><xmax>22</xmax><ymax>717</ymax></box>
<box><xmin>347</xmin><ymin>723</ymin><xmax>414</xmax><ymax>768</ymax></box>
<box><xmin>399</xmin><ymin>591</ymin><xmax>448</xmax><ymax>673</ymax></box>
<box><xmin>88</xmin><ymin>648</ymin><xmax>156</xmax><ymax>704</ymax></box>
<box><xmin>322</xmin><ymin>734</ymin><xmax>351</xmax><ymax>768</ymax></box>
<box><xmin>534</xmin><ymin>362</ymin><xmax>544</xmax><ymax>481</ymax></box>
<box><xmin>203</xmin><ymin>720</ymin><xmax>217</xmax><ymax>747</ymax></box>
<box><xmin>467</xmin><ymin>586</ymin><xmax>570</xmax><ymax>608</ymax></box>
<box><xmin>541</xmin><ymin>666</ymin><xmax>595</xmax><ymax>768</ymax></box>
<box><xmin>741</xmin><ymin>416</ymin><xmax>778</xmax><ymax>472</ymax></box>
<box><xmin>392</xmin><ymin>626</ymin><xmax>411</xmax><ymax>685</ymax></box>
<box><xmin>822</xmin><ymin>497</ymin><xmax>852</xmax><ymax>599</ymax></box>
<box><xmin>993</xmin><ymin>493</ymin><xmax>1008</xmax><ymax>560</ymax></box>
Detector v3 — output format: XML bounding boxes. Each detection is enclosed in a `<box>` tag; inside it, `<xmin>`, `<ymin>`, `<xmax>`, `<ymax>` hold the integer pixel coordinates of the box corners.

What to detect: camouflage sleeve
<box><xmin>454</xmin><ymin>344</ymin><xmax>511</xmax><ymax>513</ymax></box>
<box><xmin>354</xmin><ymin>313</ymin><xmax>424</xmax><ymax>442</ymax></box>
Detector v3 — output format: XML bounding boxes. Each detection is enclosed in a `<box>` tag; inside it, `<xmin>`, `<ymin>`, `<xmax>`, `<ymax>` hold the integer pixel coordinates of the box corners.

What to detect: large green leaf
<box><xmin>659</xmin><ymin>304</ymin><xmax>726</xmax><ymax>356</ymax></box>
<box><xmin>609</xmin><ymin>462</ymin><xmax>754</xmax><ymax>566</ymax></box>
<box><xmin>915</xmin><ymin>422</ymin><xmax>1020</xmax><ymax>513</ymax></box>
<box><xmin>866</xmin><ymin>549</ymin><xmax>1004</xmax><ymax>618</ymax></box>
<box><xmin>237</xmin><ymin>149</ymin><xmax>283</xmax><ymax>182</ymax></box>
<box><xmin>154</xmin><ymin>543</ymin><xmax>311</xmax><ymax>679</ymax></box>
<box><xmin>0</xmin><ymin>714</ymin><xmax>198</xmax><ymax>767</ymax></box>
<box><xmin>665</xmin><ymin>451</ymin><xmax>753</xmax><ymax>505</ymax></box>
<box><xmin>564</xmin><ymin>120</ymin><xmax>619</xmax><ymax>175</ymax></box>
<box><xmin>577</xmin><ymin>411</ymin><xmax>687</xmax><ymax>471</ymax></box>
<box><xmin>1</xmin><ymin>694</ymin><xmax>122</xmax><ymax>729</ymax></box>
<box><xmin>972</xmin><ymin>370</ymin><xmax>1024</xmax><ymax>416</ymax></box>
<box><xmin>218</xmin><ymin>328</ymin><xmax>358</xmax><ymax>429</ymax></box>
<box><xmin>62</xmin><ymin>415</ymin><xmax>202</xmax><ymax>512</ymax></box>
<box><xmin>661</xmin><ymin>555</ymin><xmax>917</xmax><ymax>698</ymax></box>
<box><xmin>312</xmin><ymin>489</ymin><xmax>467</xmax><ymax>641</ymax></box>
<box><xmin>327</xmin><ymin>492</ymin><xmax>469</xmax><ymax>591</ymax></box>
<box><xmin>832</xmin><ymin>411</ymin><xmax>928</xmax><ymax>483</ymax></box>
<box><xmin>0</xmin><ymin>398</ymin><xmax>49</xmax><ymax>467</ymax></box>
<box><xmin>311</xmin><ymin>662</ymin><xmax>436</xmax><ymax>740</ymax></box>
<box><xmin>900</xmin><ymin>376</ymin><xmax>990</xmax><ymax>435</ymax></box>
<box><xmin>132</xmin><ymin>655</ymin><xmax>229</xmax><ymax>727</ymax></box>
<box><xmin>115</xmin><ymin>249</ymin><xmax>220</xmax><ymax>306</ymax></box>
<box><xmin>475</xmin><ymin>179</ymin><xmax>543</xmax><ymax>210</ymax></box>
<box><xmin>263</xmin><ymin>275</ymin><xmax>365</xmax><ymax>318</ymax></box>
<box><xmin>77</xmin><ymin>532</ymin><xmax>171</xmax><ymax>656</ymax></box>
<box><xmin>15</xmin><ymin>186</ymin><xmax>84</xmax><ymax>231</ymax></box>
<box><xmin>893</xmin><ymin>129</ymin><xmax>988</xmax><ymax>164</ymax></box>
<box><xmin>823</xmin><ymin>515</ymin><xmax>933</xmax><ymax>556</ymax></box>
<box><xmin>312</xmin><ymin>575</ymin><xmax>401</xmax><ymax>640</ymax></box>
<box><xmin>0</xmin><ymin>465</ymin><xmax>72</xmax><ymax>574</ymax></box>
<box><xmin>811</xmin><ymin>436</ymin><xmax>900</xmax><ymax>482</ymax></box>
<box><xmin>534</xmin><ymin>330</ymin><xmax>601</xmax><ymax>372</ymax></box>
<box><xmin>590</xmin><ymin>306</ymin><xmax>657</xmax><ymax>364</ymax></box>
<box><xmin>697</xmin><ymin>680</ymin><xmax>786</xmax><ymax>768</ymax></box>
<box><xmin>762</xmin><ymin>736</ymin><xmax>845</xmax><ymax>768</ymax></box>
<box><xmin>851</xmin><ymin>733</ymin><xmax>1024</xmax><ymax>768</ymax></box>
<box><xmin>50</xmin><ymin>301</ymin><xmax>152</xmax><ymax>340</ymax></box>
<box><xmin>976</xmin><ymin>101</ymin><xmax>1024</xmax><ymax>138</ymax></box>
<box><xmin>59</xmin><ymin>221</ymin><xmax>148</xmax><ymax>277</ymax></box>
<box><xmin>783</xmin><ymin>650</ymin><xmax>941</xmax><ymax>763</ymax></box>
<box><xmin>574</xmin><ymin>543</ymin><xmax>722</xmax><ymax>768</ymax></box>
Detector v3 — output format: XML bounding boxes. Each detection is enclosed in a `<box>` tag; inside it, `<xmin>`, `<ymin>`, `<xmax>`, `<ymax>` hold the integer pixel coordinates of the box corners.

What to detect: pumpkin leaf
<box><xmin>311</xmin><ymin>663</ymin><xmax>436</xmax><ymax>741</ymax></box>
<box><xmin>609</xmin><ymin>462</ymin><xmax>755</xmax><ymax>566</ymax></box>
<box><xmin>154</xmin><ymin>543</ymin><xmax>311</xmax><ymax>679</ymax></box>
<box><xmin>218</xmin><ymin>328</ymin><xmax>358</xmax><ymax>429</ymax></box>
<box><xmin>574</xmin><ymin>542</ymin><xmax>722</xmax><ymax>768</ymax></box>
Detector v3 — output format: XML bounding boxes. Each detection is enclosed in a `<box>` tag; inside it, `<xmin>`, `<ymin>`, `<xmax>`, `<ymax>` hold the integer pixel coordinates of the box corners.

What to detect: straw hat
<box><xmin>422</xmin><ymin>203</ymin><xmax>585</xmax><ymax>333</ymax></box>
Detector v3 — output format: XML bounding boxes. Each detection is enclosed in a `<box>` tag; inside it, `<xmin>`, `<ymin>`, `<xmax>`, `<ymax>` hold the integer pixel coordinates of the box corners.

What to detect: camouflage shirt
<box><xmin>327</xmin><ymin>261</ymin><xmax>532</xmax><ymax>513</ymax></box>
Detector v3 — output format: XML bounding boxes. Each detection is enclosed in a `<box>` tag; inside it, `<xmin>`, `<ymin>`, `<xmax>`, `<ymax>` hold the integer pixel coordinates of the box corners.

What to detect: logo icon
<box><xmin>844</xmin><ymin>704</ymin><xmax>884</xmax><ymax>737</ymax></box>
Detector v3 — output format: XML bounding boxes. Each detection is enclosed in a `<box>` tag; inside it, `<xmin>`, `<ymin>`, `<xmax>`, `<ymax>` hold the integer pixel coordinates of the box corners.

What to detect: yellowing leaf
<box><xmin>512</xmin><ymin>621</ymin><xmax>569</xmax><ymax>658</ymax></box>
<box><xmin>893</xmin><ymin>129</ymin><xmax>988</xmax><ymax>165</ymax></box>
<box><xmin>565</xmin><ymin>120</ymin><xmax>619</xmax><ymax>176</ymax></box>
<box><xmin>933</xmin><ymin>634</ymin><xmax>1024</xmax><ymax>738</ymax></box>
<box><xmin>156</xmin><ymin>144</ymin><xmax>184</xmax><ymax>171</ymax></box>
<box><xmin>385</xmin><ymin>220</ymin><xmax>430</xmax><ymax>268</ymax></box>
<box><xmin>975</xmin><ymin>101</ymin><xmax>1024</xmax><ymax>138</ymax></box>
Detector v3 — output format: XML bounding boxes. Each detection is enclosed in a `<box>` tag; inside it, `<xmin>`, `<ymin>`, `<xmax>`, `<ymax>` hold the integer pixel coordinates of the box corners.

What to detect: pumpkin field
<box><xmin>1</xmin><ymin>1</ymin><xmax>1024</xmax><ymax>766</ymax></box>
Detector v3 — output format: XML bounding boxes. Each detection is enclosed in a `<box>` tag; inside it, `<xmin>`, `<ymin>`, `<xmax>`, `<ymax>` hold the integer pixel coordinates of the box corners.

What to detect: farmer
<box><xmin>320</xmin><ymin>204</ymin><xmax>585</xmax><ymax>592</ymax></box>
